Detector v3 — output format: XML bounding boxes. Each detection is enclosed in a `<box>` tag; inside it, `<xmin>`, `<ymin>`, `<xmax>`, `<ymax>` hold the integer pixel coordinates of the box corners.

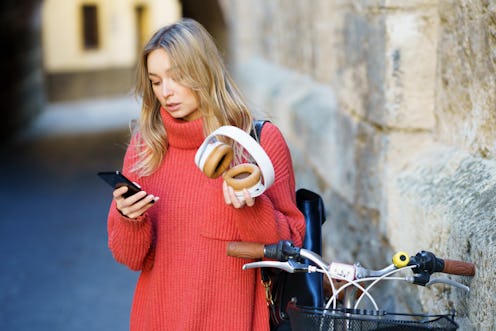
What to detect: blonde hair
<box><xmin>133</xmin><ymin>18</ymin><xmax>253</xmax><ymax>176</ymax></box>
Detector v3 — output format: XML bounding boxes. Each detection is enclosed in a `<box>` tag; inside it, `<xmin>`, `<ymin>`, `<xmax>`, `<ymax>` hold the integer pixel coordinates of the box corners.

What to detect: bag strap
<box><xmin>250</xmin><ymin>119</ymin><xmax>269</xmax><ymax>142</ymax></box>
<box><xmin>250</xmin><ymin>120</ymin><xmax>277</xmax><ymax>309</ymax></box>
<box><xmin>251</xmin><ymin>118</ymin><xmax>326</xmax><ymax>329</ymax></box>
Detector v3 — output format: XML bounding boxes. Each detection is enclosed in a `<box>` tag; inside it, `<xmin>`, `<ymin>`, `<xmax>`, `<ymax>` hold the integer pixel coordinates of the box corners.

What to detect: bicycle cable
<box><xmin>353</xmin><ymin>265</ymin><xmax>416</xmax><ymax>309</ymax></box>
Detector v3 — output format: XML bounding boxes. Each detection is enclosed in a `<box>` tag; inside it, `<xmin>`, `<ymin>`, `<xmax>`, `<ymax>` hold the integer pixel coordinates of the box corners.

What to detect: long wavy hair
<box><xmin>132</xmin><ymin>18</ymin><xmax>253</xmax><ymax>176</ymax></box>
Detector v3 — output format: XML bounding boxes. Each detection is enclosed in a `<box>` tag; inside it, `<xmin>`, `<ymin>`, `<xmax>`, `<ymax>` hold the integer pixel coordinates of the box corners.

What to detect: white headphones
<box><xmin>194</xmin><ymin>125</ymin><xmax>275</xmax><ymax>198</ymax></box>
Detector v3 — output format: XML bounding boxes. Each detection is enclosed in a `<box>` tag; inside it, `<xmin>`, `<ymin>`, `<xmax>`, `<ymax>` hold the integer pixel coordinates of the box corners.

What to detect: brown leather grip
<box><xmin>442</xmin><ymin>259</ymin><xmax>476</xmax><ymax>276</ymax></box>
<box><xmin>226</xmin><ymin>242</ymin><xmax>265</xmax><ymax>259</ymax></box>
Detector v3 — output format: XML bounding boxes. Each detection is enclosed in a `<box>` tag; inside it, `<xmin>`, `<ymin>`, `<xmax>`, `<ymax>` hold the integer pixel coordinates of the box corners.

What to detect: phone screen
<box><xmin>97</xmin><ymin>171</ymin><xmax>142</xmax><ymax>198</ymax></box>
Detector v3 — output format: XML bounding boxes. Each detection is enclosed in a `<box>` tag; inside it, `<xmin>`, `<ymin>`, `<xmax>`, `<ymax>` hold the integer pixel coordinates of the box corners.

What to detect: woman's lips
<box><xmin>166</xmin><ymin>103</ymin><xmax>180</xmax><ymax>111</ymax></box>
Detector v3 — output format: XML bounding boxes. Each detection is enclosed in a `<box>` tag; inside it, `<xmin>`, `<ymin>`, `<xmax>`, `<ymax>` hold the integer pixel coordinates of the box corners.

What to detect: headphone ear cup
<box><xmin>203</xmin><ymin>143</ymin><xmax>234</xmax><ymax>178</ymax></box>
<box><xmin>223</xmin><ymin>163</ymin><xmax>261</xmax><ymax>191</ymax></box>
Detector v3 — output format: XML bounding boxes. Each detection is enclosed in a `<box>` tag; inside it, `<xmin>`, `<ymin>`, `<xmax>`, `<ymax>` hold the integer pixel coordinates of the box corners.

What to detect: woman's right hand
<box><xmin>113</xmin><ymin>186</ymin><xmax>159</xmax><ymax>219</ymax></box>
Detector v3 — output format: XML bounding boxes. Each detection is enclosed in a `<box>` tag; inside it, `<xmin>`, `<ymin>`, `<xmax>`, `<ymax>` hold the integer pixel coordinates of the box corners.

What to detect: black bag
<box><xmin>251</xmin><ymin>120</ymin><xmax>327</xmax><ymax>330</ymax></box>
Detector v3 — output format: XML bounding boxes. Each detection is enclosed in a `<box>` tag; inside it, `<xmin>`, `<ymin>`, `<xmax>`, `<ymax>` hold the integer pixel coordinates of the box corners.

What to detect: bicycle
<box><xmin>227</xmin><ymin>240</ymin><xmax>475</xmax><ymax>330</ymax></box>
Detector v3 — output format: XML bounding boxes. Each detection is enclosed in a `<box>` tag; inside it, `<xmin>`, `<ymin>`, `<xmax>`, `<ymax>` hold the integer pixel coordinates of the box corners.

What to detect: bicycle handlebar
<box><xmin>227</xmin><ymin>240</ymin><xmax>476</xmax><ymax>277</ymax></box>
<box><xmin>393</xmin><ymin>250</ymin><xmax>475</xmax><ymax>276</ymax></box>
<box><xmin>226</xmin><ymin>240</ymin><xmax>300</xmax><ymax>261</ymax></box>
<box><xmin>227</xmin><ymin>240</ymin><xmax>475</xmax><ymax>312</ymax></box>
<box><xmin>441</xmin><ymin>258</ymin><xmax>475</xmax><ymax>276</ymax></box>
<box><xmin>226</xmin><ymin>242</ymin><xmax>265</xmax><ymax>259</ymax></box>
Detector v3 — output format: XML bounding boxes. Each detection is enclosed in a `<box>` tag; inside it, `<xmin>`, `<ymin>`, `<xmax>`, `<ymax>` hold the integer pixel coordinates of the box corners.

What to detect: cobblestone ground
<box><xmin>0</xmin><ymin>97</ymin><xmax>140</xmax><ymax>331</ymax></box>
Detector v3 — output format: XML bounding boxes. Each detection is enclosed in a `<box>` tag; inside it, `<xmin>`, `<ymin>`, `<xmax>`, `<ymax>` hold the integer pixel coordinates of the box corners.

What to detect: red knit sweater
<box><xmin>107</xmin><ymin>109</ymin><xmax>305</xmax><ymax>331</ymax></box>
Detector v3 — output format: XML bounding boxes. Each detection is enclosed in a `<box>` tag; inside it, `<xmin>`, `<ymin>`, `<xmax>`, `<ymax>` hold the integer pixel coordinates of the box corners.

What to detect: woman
<box><xmin>106</xmin><ymin>18</ymin><xmax>305</xmax><ymax>330</ymax></box>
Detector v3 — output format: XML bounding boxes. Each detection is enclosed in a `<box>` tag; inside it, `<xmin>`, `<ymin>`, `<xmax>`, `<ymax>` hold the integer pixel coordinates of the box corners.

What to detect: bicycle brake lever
<box><xmin>242</xmin><ymin>259</ymin><xmax>309</xmax><ymax>273</ymax></box>
<box><xmin>426</xmin><ymin>277</ymin><xmax>470</xmax><ymax>292</ymax></box>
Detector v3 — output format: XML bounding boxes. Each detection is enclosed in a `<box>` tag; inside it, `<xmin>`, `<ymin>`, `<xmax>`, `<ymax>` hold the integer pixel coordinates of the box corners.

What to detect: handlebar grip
<box><xmin>442</xmin><ymin>259</ymin><xmax>475</xmax><ymax>276</ymax></box>
<box><xmin>226</xmin><ymin>242</ymin><xmax>265</xmax><ymax>259</ymax></box>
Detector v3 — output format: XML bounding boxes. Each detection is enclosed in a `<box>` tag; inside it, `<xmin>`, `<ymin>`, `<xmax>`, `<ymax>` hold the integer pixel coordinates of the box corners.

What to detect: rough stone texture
<box><xmin>391</xmin><ymin>146</ymin><xmax>496</xmax><ymax>331</ymax></box>
<box><xmin>224</xmin><ymin>0</ymin><xmax>495</xmax><ymax>329</ymax></box>
<box><xmin>436</xmin><ymin>0</ymin><xmax>496</xmax><ymax>159</ymax></box>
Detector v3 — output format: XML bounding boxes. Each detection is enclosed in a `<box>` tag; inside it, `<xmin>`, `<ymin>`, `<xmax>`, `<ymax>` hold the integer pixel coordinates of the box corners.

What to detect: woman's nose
<box><xmin>162</xmin><ymin>81</ymin><xmax>173</xmax><ymax>97</ymax></box>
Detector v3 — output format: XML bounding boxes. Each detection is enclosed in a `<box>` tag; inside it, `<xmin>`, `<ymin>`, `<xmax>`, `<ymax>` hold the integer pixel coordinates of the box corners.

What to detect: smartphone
<box><xmin>97</xmin><ymin>170</ymin><xmax>142</xmax><ymax>198</ymax></box>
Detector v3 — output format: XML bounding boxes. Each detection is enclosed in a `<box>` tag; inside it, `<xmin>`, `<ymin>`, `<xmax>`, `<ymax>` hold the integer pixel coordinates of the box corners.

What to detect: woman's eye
<box><xmin>151</xmin><ymin>81</ymin><xmax>160</xmax><ymax>86</ymax></box>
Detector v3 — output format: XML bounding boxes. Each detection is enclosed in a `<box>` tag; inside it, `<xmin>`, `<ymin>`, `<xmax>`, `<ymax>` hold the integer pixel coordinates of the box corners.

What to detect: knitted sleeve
<box><xmin>106</xmin><ymin>134</ymin><xmax>155</xmax><ymax>271</ymax></box>
<box><xmin>232</xmin><ymin>122</ymin><xmax>306</xmax><ymax>246</ymax></box>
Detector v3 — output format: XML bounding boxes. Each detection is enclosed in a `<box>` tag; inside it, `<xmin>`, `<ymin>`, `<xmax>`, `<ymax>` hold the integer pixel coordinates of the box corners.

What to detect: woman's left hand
<box><xmin>223</xmin><ymin>181</ymin><xmax>255</xmax><ymax>208</ymax></box>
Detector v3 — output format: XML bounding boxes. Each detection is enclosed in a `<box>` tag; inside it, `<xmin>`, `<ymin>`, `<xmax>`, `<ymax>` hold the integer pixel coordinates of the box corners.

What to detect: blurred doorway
<box><xmin>180</xmin><ymin>0</ymin><xmax>230</xmax><ymax>64</ymax></box>
<box><xmin>135</xmin><ymin>4</ymin><xmax>149</xmax><ymax>55</ymax></box>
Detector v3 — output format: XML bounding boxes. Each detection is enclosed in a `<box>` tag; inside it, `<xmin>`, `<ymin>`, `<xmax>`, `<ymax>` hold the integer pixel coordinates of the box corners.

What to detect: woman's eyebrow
<box><xmin>148</xmin><ymin>67</ymin><xmax>179</xmax><ymax>78</ymax></box>
<box><xmin>148</xmin><ymin>66</ymin><xmax>179</xmax><ymax>78</ymax></box>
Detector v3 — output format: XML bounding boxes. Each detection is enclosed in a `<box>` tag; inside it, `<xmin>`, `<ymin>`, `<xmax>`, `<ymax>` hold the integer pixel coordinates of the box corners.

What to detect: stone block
<box><xmin>388</xmin><ymin>145</ymin><xmax>496</xmax><ymax>330</ymax></box>
<box><xmin>436</xmin><ymin>0</ymin><xmax>496</xmax><ymax>158</ymax></box>
<box><xmin>381</xmin><ymin>9</ymin><xmax>438</xmax><ymax>130</ymax></box>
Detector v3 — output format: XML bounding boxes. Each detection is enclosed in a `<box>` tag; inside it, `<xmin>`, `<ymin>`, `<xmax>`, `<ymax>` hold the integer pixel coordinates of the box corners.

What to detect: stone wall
<box><xmin>221</xmin><ymin>0</ymin><xmax>495</xmax><ymax>329</ymax></box>
<box><xmin>45</xmin><ymin>68</ymin><xmax>135</xmax><ymax>102</ymax></box>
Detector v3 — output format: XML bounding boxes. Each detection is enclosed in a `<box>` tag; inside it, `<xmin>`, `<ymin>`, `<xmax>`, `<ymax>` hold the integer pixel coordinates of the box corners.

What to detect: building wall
<box><xmin>41</xmin><ymin>0</ymin><xmax>181</xmax><ymax>101</ymax></box>
<box><xmin>222</xmin><ymin>1</ymin><xmax>495</xmax><ymax>330</ymax></box>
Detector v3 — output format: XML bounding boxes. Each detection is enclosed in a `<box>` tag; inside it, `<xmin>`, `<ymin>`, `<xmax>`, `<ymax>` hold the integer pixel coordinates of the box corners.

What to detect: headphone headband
<box><xmin>194</xmin><ymin>126</ymin><xmax>275</xmax><ymax>196</ymax></box>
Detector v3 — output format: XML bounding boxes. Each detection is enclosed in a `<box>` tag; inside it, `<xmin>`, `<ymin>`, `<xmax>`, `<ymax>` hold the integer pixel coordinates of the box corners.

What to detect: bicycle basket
<box><xmin>286</xmin><ymin>301</ymin><xmax>458</xmax><ymax>331</ymax></box>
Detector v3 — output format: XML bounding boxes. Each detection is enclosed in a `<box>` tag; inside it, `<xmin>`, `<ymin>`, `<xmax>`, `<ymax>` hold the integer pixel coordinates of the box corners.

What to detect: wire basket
<box><xmin>286</xmin><ymin>301</ymin><xmax>459</xmax><ymax>331</ymax></box>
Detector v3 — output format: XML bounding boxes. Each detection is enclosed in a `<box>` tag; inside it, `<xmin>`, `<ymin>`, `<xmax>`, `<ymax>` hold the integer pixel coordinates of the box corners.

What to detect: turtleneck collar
<box><xmin>160</xmin><ymin>107</ymin><xmax>205</xmax><ymax>149</ymax></box>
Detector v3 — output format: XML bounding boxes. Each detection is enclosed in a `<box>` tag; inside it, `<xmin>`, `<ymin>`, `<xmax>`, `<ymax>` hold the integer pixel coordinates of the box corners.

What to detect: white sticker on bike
<box><xmin>329</xmin><ymin>262</ymin><xmax>355</xmax><ymax>281</ymax></box>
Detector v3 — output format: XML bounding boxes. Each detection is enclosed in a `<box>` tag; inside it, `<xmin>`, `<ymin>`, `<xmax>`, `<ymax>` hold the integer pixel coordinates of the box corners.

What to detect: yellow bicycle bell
<box><xmin>392</xmin><ymin>251</ymin><xmax>410</xmax><ymax>268</ymax></box>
